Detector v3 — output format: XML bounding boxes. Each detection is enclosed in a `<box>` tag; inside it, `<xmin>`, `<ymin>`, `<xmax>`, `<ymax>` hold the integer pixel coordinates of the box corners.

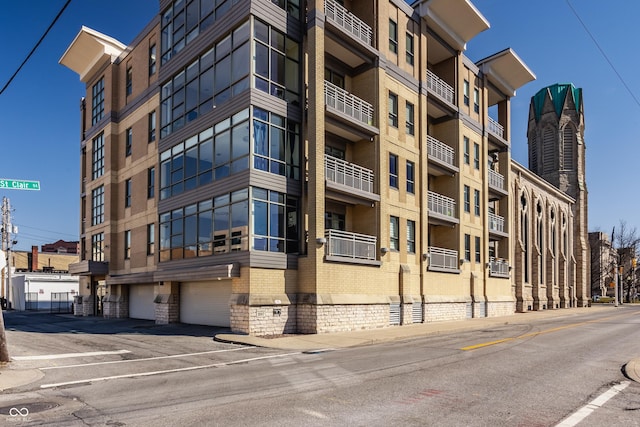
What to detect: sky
<box><xmin>0</xmin><ymin>0</ymin><xmax>635</xmax><ymax>251</ymax></box>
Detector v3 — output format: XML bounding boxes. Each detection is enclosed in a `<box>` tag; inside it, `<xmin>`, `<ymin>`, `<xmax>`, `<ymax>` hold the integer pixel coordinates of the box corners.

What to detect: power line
<box><xmin>0</xmin><ymin>0</ymin><xmax>73</xmax><ymax>96</ymax></box>
<box><xmin>565</xmin><ymin>0</ymin><xmax>640</xmax><ymax>109</ymax></box>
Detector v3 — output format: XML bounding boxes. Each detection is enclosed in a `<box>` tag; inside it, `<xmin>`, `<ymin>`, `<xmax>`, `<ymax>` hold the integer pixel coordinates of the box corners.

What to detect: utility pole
<box><xmin>0</xmin><ymin>197</ymin><xmax>10</xmax><ymax>362</ymax></box>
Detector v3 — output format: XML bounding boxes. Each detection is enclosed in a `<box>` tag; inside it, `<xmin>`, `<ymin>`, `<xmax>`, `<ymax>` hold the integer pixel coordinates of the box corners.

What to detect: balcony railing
<box><xmin>426</xmin><ymin>69</ymin><xmax>454</xmax><ymax>104</ymax></box>
<box><xmin>325</xmin><ymin>229</ymin><xmax>377</xmax><ymax>261</ymax></box>
<box><xmin>428</xmin><ymin>191</ymin><xmax>456</xmax><ymax>218</ymax></box>
<box><xmin>488</xmin><ymin>212</ymin><xmax>505</xmax><ymax>233</ymax></box>
<box><xmin>488</xmin><ymin>117</ymin><xmax>504</xmax><ymax>139</ymax></box>
<box><xmin>325</xmin><ymin>80</ymin><xmax>374</xmax><ymax>126</ymax></box>
<box><xmin>325</xmin><ymin>154</ymin><xmax>374</xmax><ymax>194</ymax></box>
<box><xmin>489</xmin><ymin>257</ymin><xmax>509</xmax><ymax>278</ymax></box>
<box><xmin>428</xmin><ymin>246</ymin><xmax>458</xmax><ymax>271</ymax></box>
<box><xmin>488</xmin><ymin>169</ymin><xmax>505</xmax><ymax>191</ymax></box>
<box><xmin>427</xmin><ymin>135</ymin><xmax>455</xmax><ymax>167</ymax></box>
<box><xmin>325</xmin><ymin>0</ymin><xmax>372</xmax><ymax>46</ymax></box>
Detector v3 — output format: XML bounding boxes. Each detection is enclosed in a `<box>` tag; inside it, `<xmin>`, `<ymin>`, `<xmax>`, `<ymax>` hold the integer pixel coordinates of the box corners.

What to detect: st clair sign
<box><xmin>0</xmin><ymin>179</ymin><xmax>40</xmax><ymax>191</ymax></box>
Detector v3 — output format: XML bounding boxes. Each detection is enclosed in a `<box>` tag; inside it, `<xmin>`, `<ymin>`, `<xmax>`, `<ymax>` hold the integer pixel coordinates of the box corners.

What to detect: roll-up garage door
<box><xmin>129</xmin><ymin>284</ymin><xmax>155</xmax><ymax>320</ymax></box>
<box><xmin>180</xmin><ymin>280</ymin><xmax>232</xmax><ymax>327</ymax></box>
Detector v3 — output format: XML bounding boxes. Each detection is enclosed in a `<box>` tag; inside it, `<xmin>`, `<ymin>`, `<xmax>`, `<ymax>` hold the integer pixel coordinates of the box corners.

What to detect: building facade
<box><xmin>61</xmin><ymin>0</ymin><xmax>589</xmax><ymax>335</ymax></box>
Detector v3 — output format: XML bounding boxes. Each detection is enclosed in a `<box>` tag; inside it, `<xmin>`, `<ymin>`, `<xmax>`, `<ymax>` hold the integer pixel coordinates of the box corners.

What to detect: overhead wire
<box><xmin>565</xmin><ymin>0</ymin><xmax>640</xmax><ymax>109</ymax></box>
<box><xmin>0</xmin><ymin>0</ymin><xmax>73</xmax><ymax>96</ymax></box>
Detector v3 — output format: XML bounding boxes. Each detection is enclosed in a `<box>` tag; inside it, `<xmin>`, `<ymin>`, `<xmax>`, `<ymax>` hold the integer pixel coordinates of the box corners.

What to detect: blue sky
<box><xmin>0</xmin><ymin>0</ymin><xmax>633</xmax><ymax>251</ymax></box>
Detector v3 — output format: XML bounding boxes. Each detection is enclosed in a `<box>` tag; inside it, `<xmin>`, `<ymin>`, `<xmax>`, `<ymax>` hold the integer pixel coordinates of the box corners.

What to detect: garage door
<box><xmin>129</xmin><ymin>284</ymin><xmax>155</xmax><ymax>320</ymax></box>
<box><xmin>180</xmin><ymin>280</ymin><xmax>232</xmax><ymax>327</ymax></box>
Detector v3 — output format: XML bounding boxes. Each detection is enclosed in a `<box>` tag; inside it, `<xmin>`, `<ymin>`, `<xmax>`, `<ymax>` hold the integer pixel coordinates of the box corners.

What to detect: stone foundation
<box><xmin>487</xmin><ymin>301</ymin><xmax>515</xmax><ymax>317</ymax></box>
<box><xmin>82</xmin><ymin>295</ymin><xmax>94</xmax><ymax>316</ymax></box>
<box><xmin>298</xmin><ymin>304</ymin><xmax>388</xmax><ymax>333</ymax></box>
<box><xmin>155</xmin><ymin>293</ymin><xmax>179</xmax><ymax>324</ymax></box>
<box><xmin>424</xmin><ymin>302</ymin><xmax>468</xmax><ymax>322</ymax></box>
<box><xmin>103</xmin><ymin>294</ymin><xmax>129</xmax><ymax>318</ymax></box>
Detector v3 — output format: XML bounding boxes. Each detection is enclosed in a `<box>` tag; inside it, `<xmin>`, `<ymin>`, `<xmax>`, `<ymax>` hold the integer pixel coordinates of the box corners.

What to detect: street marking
<box><xmin>555</xmin><ymin>381</ymin><xmax>630</xmax><ymax>427</ymax></box>
<box><xmin>461</xmin><ymin>312</ymin><xmax>635</xmax><ymax>351</ymax></box>
<box><xmin>40</xmin><ymin>352</ymin><xmax>300</xmax><ymax>389</ymax></box>
<box><xmin>13</xmin><ymin>350</ymin><xmax>131</xmax><ymax>361</ymax></box>
<box><xmin>41</xmin><ymin>347</ymin><xmax>251</xmax><ymax>370</ymax></box>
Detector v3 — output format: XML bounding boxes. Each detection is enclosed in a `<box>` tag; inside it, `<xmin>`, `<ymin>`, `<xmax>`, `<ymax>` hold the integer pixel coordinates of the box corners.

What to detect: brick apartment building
<box><xmin>61</xmin><ymin>0</ymin><xmax>589</xmax><ymax>334</ymax></box>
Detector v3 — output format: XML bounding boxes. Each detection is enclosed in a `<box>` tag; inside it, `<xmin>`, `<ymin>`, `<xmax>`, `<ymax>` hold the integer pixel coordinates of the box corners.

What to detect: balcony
<box><xmin>488</xmin><ymin>257</ymin><xmax>510</xmax><ymax>278</ymax></box>
<box><xmin>427</xmin><ymin>135</ymin><xmax>459</xmax><ymax>176</ymax></box>
<box><xmin>428</xmin><ymin>246</ymin><xmax>460</xmax><ymax>273</ymax></box>
<box><xmin>426</xmin><ymin>69</ymin><xmax>456</xmax><ymax>118</ymax></box>
<box><xmin>324</xmin><ymin>80</ymin><xmax>379</xmax><ymax>141</ymax></box>
<box><xmin>325</xmin><ymin>0</ymin><xmax>372</xmax><ymax>47</ymax></box>
<box><xmin>488</xmin><ymin>168</ymin><xmax>508</xmax><ymax>199</ymax></box>
<box><xmin>325</xmin><ymin>154</ymin><xmax>380</xmax><ymax>204</ymax></box>
<box><xmin>488</xmin><ymin>116</ymin><xmax>508</xmax><ymax>149</ymax></box>
<box><xmin>489</xmin><ymin>212</ymin><xmax>508</xmax><ymax>239</ymax></box>
<box><xmin>324</xmin><ymin>0</ymin><xmax>377</xmax><ymax>68</ymax></box>
<box><xmin>325</xmin><ymin>229</ymin><xmax>381</xmax><ymax>266</ymax></box>
<box><xmin>428</xmin><ymin>191</ymin><xmax>459</xmax><ymax>226</ymax></box>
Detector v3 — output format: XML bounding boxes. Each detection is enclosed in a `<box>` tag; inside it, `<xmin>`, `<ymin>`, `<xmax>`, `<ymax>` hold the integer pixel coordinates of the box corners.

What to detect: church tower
<box><xmin>527</xmin><ymin>83</ymin><xmax>589</xmax><ymax>307</ymax></box>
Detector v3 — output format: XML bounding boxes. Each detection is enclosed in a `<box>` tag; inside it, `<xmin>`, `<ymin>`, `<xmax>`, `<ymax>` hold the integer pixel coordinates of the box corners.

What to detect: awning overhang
<box><xmin>59</xmin><ymin>26</ymin><xmax>126</xmax><ymax>82</ymax></box>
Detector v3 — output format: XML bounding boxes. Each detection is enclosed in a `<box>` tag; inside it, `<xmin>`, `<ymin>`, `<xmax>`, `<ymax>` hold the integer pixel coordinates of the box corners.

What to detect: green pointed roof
<box><xmin>532</xmin><ymin>83</ymin><xmax>582</xmax><ymax>122</ymax></box>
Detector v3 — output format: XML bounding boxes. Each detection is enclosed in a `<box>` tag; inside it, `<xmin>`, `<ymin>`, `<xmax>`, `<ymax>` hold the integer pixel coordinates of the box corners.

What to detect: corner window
<box><xmin>473</xmin><ymin>88</ymin><xmax>479</xmax><ymax>113</ymax></box>
<box><xmin>92</xmin><ymin>133</ymin><xmax>104</xmax><ymax>179</ymax></box>
<box><xmin>126</xmin><ymin>65</ymin><xmax>133</xmax><ymax>96</ymax></box>
<box><xmin>91</xmin><ymin>77</ymin><xmax>104</xmax><ymax>125</ymax></box>
<box><xmin>149</xmin><ymin>44</ymin><xmax>156</xmax><ymax>76</ymax></box>
<box><xmin>463</xmin><ymin>80</ymin><xmax>469</xmax><ymax>106</ymax></box>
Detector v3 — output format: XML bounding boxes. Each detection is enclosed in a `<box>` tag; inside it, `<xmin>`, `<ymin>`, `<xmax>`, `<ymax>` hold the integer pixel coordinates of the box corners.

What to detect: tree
<box><xmin>612</xmin><ymin>220</ymin><xmax>640</xmax><ymax>303</ymax></box>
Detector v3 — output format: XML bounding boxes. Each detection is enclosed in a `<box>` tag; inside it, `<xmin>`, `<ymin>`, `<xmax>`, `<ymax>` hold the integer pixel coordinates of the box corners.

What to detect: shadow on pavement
<box><xmin>2</xmin><ymin>311</ymin><xmax>230</xmax><ymax>338</ymax></box>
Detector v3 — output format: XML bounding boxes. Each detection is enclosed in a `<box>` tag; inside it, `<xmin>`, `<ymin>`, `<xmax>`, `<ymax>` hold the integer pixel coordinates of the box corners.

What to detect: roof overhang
<box><xmin>416</xmin><ymin>0</ymin><xmax>490</xmax><ymax>51</ymax></box>
<box><xmin>477</xmin><ymin>48</ymin><xmax>536</xmax><ymax>97</ymax></box>
<box><xmin>59</xmin><ymin>26</ymin><xmax>126</xmax><ymax>82</ymax></box>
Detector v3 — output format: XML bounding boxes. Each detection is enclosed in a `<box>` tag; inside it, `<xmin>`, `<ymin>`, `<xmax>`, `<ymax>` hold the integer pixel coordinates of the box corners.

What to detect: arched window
<box><xmin>521</xmin><ymin>192</ymin><xmax>529</xmax><ymax>283</ymax></box>
<box><xmin>537</xmin><ymin>200</ymin><xmax>544</xmax><ymax>284</ymax></box>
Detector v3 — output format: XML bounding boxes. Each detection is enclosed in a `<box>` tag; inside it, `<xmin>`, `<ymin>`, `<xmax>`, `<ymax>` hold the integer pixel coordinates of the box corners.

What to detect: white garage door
<box><xmin>129</xmin><ymin>285</ymin><xmax>155</xmax><ymax>320</ymax></box>
<box><xmin>180</xmin><ymin>281</ymin><xmax>232</xmax><ymax>327</ymax></box>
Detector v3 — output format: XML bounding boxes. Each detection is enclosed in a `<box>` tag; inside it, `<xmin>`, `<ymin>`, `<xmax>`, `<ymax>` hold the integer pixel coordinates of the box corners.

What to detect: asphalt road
<box><xmin>1</xmin><ymin>307</ymin><xmax>639</xmax><ymax>426</ymax></box>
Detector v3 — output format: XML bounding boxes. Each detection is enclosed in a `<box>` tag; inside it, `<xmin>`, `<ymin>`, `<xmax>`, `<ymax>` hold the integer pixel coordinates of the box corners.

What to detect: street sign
<box><xmin>0</xmin><ymin>179</ymin><xmax>40</xmax><ymax>191</ymax></box>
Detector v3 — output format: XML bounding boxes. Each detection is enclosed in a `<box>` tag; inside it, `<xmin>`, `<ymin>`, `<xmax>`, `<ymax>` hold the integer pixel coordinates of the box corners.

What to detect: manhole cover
<box><xmin>0</xmin><ymin>402</ymin><xmax>59</xmax><ymax>416</ymax></box>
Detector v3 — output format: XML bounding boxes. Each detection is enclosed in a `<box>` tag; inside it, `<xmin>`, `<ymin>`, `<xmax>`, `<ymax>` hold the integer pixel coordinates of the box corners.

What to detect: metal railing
<box><xmin>428</xmin><ymin>246</ymin><xmax>458</xmax><ymax>271</ymax></box>
<box><xmin>325</xmin><ymin>229</ymin><xmax>377</xmax><ymax>261</ymax></box>
<box><xmin>324</xmin><ymin>0</ymin><xmax>372</xmax><ymax>46</ymax></box>
<box><xmin>325</xmin><ymin>154</ymin><xmax>374</xmax><ymax>194</ymax></box>
<box><xmin>488</xmin><ymin>116</ymin><xmax>505</xmax><ymax>139</ymax></box>
<box><xmin>488</xmin><ymin>212</ymin><xmax>505</xmax><ymax>233</ymax></box>
<box><xmin>324</xmin><ymin>80</ymin><xmax>374</xmax><ymax>126</ymax></box>
<box><xmin>488</xmin><ymin>168</ymin><xmax>505</xmax><ymax>191</ymax></box>
<box><xmin>426</xmin><ymin>69</ymin><xmax>454</xmax><ymax>104</ymax></box>
<box><xmin>489</xmin><ymin>257</ymin><xmax>510</xmax><ymax>278</ymax></box>
<box><xmin>427</xmin><ymin>135</ymin><xmax>455</xmax><ymax>167</ymax></box>
<box><xmin>428</xmin><ymin>191</ymin><xmax>456</xmax><ymax>218</ymax></box>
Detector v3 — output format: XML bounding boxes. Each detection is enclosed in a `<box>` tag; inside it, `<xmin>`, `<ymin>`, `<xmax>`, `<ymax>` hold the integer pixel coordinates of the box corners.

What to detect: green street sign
<box><xmin>0</xmin><ymin>179</ymin><xmax>40</xmax><ymax>191</ymax></box>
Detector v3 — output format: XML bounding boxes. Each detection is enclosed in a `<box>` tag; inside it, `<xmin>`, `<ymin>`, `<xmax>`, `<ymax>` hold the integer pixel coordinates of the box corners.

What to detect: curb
<box><xmin>624</xmin><ymin>358</ymin><xmax>640</xmax><ymax>383</ymax></box>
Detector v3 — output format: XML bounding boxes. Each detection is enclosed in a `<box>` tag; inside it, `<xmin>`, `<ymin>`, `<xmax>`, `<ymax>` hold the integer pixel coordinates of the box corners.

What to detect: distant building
<box><xmin>589</xmin><ymin>232</ymin><xmax>614</xmax><ymax>298</ymax></box>
<box><xmin>41</xmin><ymin>240</ymin><xmax>79</xmax><ymax>254</ymax></box>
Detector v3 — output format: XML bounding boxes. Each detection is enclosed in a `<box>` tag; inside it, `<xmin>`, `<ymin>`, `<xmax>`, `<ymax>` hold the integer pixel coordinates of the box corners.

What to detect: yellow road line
<box><xmin>461</xmin><ymin>311</ymin><xmax>636</xmax><ymax>351</ymax></box>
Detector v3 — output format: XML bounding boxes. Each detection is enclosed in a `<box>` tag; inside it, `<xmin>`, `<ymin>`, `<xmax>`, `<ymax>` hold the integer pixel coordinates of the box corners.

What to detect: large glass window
<box><xmin>92</xmin><ymin>133</ymin><xmax>104</xmax><ymax>179</ymax></box>
<box><xmin>160</xmin><ymin>109</ymin><xmax>251</xmax><ymax>199</ymax></box>
<box><xmin>92</xmin><ymin>233</ymin><xmax>104</xmax><ymax>262</ymax></box>
<box><xmin>161</xmin><ymin>0</ymin><xmax>299</xmax><ymax>65</ymax></box>
<box><xmin>161</xmin><ymin>21</ymin><xmax>250</xmax><ymax>138</ymax></box>
<box><xmin>159</xmin><ymin>187</ymin><xmax>297</xmax><ymax>261</ymax></box>
<box><xmin>91</xmin><ymin>77</ymin><xmax>104</xmax><ymax>125</ymax></box>
<box><xmin>252</xmin><ymin>188</ymin><xmax>298</xmax><ymax>253</ymax></box>
<box><xmin>91</xmin><ymin>185</ymin><xmax>104</xmax><ymax>225</ymax></box>
<box><xmin>253</xmin><ymin>19</ymin><xmax>300</xmax><ymax>103</ymax></box>
<box><xmin>252</xmin><ymin>108</ymin><xmax>300</xmax><ymax>179</ymax></box>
